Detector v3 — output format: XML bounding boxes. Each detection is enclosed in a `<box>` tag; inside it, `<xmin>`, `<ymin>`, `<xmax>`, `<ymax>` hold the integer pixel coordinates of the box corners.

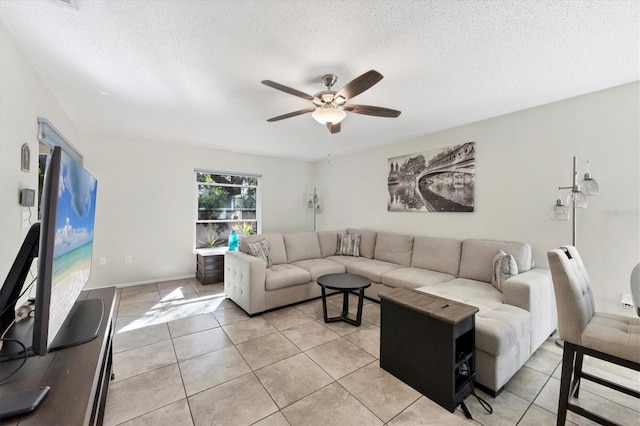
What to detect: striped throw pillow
<box><xmin>492</xmin><ymin>249</ymin><xmax>518</xmax><ymax>292</ymax></box>
<box><xmin>336</xmin><ymin>234</ymin><xmax>361</xmax><ymax>257</ymax></box>
<box><xmin>248</xmin><ymin>239</ymin><xmax>272</xmax><ymax>267</ymax></box>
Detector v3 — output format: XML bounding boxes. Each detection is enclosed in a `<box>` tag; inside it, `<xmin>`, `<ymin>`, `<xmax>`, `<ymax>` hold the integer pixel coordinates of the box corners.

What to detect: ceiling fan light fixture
<box><xmin>312</xmin><ymin>107</ymin><xmax>346</xmax><ymax>125</ymax></box>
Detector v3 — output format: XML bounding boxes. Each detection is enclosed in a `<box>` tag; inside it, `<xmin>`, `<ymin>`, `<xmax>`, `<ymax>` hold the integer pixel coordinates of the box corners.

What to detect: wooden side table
<box><xmin>380</xmin><ymin>288</ymin><xmax>478</xmax><ymax>417</ymax></box>
<box><xmin>195</xmin><ymin>248</ymin><xmax>227</xmax><ymax>285</ymax></box>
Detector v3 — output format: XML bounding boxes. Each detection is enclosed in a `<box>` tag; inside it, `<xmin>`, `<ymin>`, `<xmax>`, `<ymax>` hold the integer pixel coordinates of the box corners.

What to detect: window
<box><xmin>195</xmin><ymin>170</ymin><xmax>260</xmax><ymax>249</ymax></box>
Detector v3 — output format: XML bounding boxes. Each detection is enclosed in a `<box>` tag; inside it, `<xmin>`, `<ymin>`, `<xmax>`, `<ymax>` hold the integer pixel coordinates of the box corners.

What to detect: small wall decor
<box><xmin>388</xmin><ymin>142</ymin><xmax>475</xmax><ymax>212</ymax></box>
<box><xmin>21</xmin><ymin>143</ymin><xmax>30</xmax><ymax>172</ymax></box>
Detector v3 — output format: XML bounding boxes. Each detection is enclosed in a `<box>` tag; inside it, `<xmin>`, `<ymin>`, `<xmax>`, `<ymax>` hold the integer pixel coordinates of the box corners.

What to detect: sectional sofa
<box><xmin>224</xmin><ymin>228</ymin><xmax>557</xmax><ymax>393</ymax></box>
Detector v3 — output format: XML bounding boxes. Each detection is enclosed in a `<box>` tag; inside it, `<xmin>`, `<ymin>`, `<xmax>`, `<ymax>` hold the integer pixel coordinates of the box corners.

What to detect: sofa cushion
<box><xmin>374</xmin><ymin>232</ymin><xmax>413</xmax><ymax>267</ymax></box>
<box><xmin>459</xmin><ymin>239</ymin><xmax>532</xmax><ymax>283</ymax></box>
<box><xmin>292</xmin><ymin>259</ymin><xmax>346</xmax><ymax>281</ymax></box>
<box><xmin>416</xmin><ymin>280</ymin><xmax>530</xmax><ymax>356</ymax></box>
<box><xmin>336</xmin><ymin>234</ymin><xmax>361</xmax><ymax>256</ymax></box>
<box><xmin>317</xmin><ymin>230</ymin><xmax>345</xmax><ymax>258</ymax></box>
<box><xmin>241</xmin><ymin>233</ymin><xmax>288</xmax><ymax>265</ymax></box>
<box><xmin>347</xmin><ymin>228</ymin><xmax>377</xmax><ymax>259</ymax></box>
<box><xmin>411</xmin><ymin>236</ymin><xmax>461</xmax><ymax>276</ymax></box>
<box><xmin>347</xmin><ymin>259</ymin><xmax>403</xmax><ymax>283</ymax></box>
<box><xmin>284</xmin><ymin>232</ymin><xmax>321</xmax><ymax>263</ymax></box>
<box><xmin>382</xmin><ymin>267</ymin><xmax>454</xmax><ymax>289</ymax></box>
<box><xmin>325</xmin><ymin>255</ymin><xmax>367</xmax><ymax>267</ymax></box>
<box><xmin>264</xmin><ymin>264</ymin><xmax>311</xmax><ymax>291</ymax></box>
<box><xmin>492</xmin><ymin>250</ymin><xmax>518</xmax><ymax>292</ymax></box>
<box><xmin>247</xmin><ymin>239</ymin><xmax>272</xmax><ymax>267</ymax></box>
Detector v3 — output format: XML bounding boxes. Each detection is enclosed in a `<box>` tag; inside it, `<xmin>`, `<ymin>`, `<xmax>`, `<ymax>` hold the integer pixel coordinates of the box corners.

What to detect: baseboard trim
<box><xmin>87</xmin><ymin>274</ymin><xmax>195</xmax><ymax>290</ymax></box>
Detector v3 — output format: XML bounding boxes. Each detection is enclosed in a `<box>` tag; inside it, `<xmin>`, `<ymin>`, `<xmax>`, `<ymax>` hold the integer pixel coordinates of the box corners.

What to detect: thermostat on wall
<box><xmin>20</xmin><ymin>189</ymin><xmax>35</xmax><ymax>207</ymax></box>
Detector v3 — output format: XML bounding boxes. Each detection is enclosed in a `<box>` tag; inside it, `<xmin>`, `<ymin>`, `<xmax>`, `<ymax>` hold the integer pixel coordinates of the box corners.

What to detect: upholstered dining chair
<box><xmin>547</xmin><ymin>246</ymin><xmax>640</xmax><ymax>425</ymax></box>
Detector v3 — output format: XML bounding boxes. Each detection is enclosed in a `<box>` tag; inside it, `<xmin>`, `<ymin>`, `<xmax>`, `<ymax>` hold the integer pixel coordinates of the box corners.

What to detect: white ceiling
<box><xmin>1</xmin><ymin>0</ymin><xmax>638</xmax><ymax>161</ymax></box>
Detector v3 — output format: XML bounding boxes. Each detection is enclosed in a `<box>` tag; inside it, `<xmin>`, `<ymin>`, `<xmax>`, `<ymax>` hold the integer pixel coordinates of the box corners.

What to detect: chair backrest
<box><xmin>547</xmin><ymin>246</ymin><xmax>596</xmax><ymax>345</ymax></box>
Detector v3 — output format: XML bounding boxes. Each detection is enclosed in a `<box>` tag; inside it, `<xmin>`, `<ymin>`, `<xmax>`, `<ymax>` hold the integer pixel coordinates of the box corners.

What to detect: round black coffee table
<box><xmin>316</xmin><ymin>273</ymin><xmax>371</xmax><ymax>326</ymax></box>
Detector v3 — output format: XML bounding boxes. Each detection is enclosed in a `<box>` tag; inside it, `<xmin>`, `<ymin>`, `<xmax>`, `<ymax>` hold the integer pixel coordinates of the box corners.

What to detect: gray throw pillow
<box><xmin>336</xmin><ymin>234</ymin><xmax>361</xmax><ymax>257</ymax></box>
<box><xmin>492</xmin><ymin>249</ymin><xmax>518</xmax><ymax>292</ymax></box>
<box><xmin>248</xmin><ymin>239</ymin><xmax>272</xmax><ymax>267</ymax></box>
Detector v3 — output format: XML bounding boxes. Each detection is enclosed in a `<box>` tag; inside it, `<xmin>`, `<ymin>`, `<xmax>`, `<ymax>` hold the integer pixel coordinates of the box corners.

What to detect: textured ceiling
<box><xmin>1</xmin><ymin>0</ymin><xmax>638</xmax><ymax>161</ymax></box>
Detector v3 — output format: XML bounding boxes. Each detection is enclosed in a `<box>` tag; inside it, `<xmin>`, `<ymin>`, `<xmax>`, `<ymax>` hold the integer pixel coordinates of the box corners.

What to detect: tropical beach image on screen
<box><xmin>48</xmin><ymin>152</ymin><xmax>98</xmax><ymax>344</ymax></box>
<box><xmin>388</xmin><ymin>142</ymin><xmax>475</xmax><ymax>212</ymax></box>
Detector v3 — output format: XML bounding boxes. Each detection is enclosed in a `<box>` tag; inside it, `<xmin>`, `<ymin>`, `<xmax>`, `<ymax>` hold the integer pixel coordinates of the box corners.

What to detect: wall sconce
<box><xmin>550</xmin><ymin>156</ymin><xmax>600</xmax><ymax>247</ymax></box>
<box><xmin>308</xmin><ymin>188</ymin><xmax>321</xmax><ymax>231</ymax></box>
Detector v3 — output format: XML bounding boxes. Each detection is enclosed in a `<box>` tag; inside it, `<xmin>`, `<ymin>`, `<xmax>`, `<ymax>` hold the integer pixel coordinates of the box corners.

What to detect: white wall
<box><xmin>80</xmin><ymin>134</ymin><xmax>314</xmax><ymax>288</ymax></box>
<box><xmin>316</xmin><ymin>82</ymin><xmax>640</xmax><ymax>315</ymax></box>
<box><xmin>0</xmin><ymin>25</ymin><xmax>79</xmax><ymax>283</ymax></box>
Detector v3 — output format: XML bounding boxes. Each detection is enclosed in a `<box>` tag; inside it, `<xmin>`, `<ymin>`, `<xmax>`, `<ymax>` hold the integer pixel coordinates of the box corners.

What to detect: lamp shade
<box><xmin>566</xmin><ymin>190</ymin><xmax>587</xmax><ymax>208</ymax></box>
<box><xmin>580</xmin><ymin>173</ymin><xmax>599</xmax><ymax>196</ymax></box>
<box><xmin>551</xmin><ymin>199</ymin><xmax>570</xmax><ymax>221</ymax></box>
<box><xmin>312</xmin><ymin>107</ymin><xmax>346</xmax><ymax>125</ymax></box>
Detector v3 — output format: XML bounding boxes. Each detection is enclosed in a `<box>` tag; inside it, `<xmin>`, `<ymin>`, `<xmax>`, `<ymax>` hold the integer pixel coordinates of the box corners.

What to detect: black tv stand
<box><xmin>0</xmin><ymin>287</ymin><xmax>116</xmax><ymax>425</ymax></box>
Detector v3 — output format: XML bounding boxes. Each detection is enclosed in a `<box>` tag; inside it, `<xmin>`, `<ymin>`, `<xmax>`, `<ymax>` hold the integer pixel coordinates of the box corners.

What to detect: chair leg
<box><xmin>572</xmin><ymin>351</ymin><xmax>584</xmax><ymax>398</ymax></box>
<box><xmin>557</xmin><ymin>344</ymin><xmax>576</xmax><ymax>426</ymax></box>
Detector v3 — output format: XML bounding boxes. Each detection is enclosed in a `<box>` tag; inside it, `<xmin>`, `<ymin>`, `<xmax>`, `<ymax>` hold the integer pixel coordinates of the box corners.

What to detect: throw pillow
<box><xmin>247</xmin><ymin>239</ymin><xmax>272</xmax><ymax>267</ymax></box>
<box><xmin>336</xmin><ymin>234</ymin><xmax>361</xmax><ymax>257</ymax></box>
<box><xmin>492</xmin><ymin>249</ymin><xmax>518</xmax><ymax>292</ymax></box>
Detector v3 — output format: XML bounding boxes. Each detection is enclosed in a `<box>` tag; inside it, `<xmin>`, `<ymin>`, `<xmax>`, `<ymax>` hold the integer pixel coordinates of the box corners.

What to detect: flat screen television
<box><xmin>0</xmin><ymin>146</ymin><xmax>101</xmax><ymax>362</ymax></box>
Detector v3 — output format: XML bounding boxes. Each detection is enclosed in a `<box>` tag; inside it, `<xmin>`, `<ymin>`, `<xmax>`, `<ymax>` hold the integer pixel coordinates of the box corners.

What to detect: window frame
<box><xmin>194</xmin><ymin>169</ymin><xmax>262</xmax><ymax>250</ymax></box>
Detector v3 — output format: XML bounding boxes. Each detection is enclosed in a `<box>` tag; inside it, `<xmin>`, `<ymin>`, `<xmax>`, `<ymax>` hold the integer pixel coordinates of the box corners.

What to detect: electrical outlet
<box><xmin>620</xmin><ymin>293</ymin><xmax>634</xmax><ymax>309</ymax></box>
<box><xmin>99</xmin><ymin>257</ymin><xmax>107</xmax><ymax>266</ymax></box>
<box><xmin>124</xmin><ymin>255</ymin><xmax>132</xmax><ymax>264</ymax></box>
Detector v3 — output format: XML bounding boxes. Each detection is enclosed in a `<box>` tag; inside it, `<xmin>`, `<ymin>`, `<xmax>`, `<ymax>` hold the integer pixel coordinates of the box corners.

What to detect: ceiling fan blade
<box><xmin>343</xmin><ymin>104</ymin><xmax>401</xmax><ymax>118</ymax></box>
<box><xmin>261</xmin><ymin>80</ymin><xmax>315</xmax><ymax>101</ymax></box>
<box><xmin>266</xmin><ymin>107</ymin><xmax>316</xmax><ymax>122</ymax></box>
<box><xmin>326</xmin><ymin>122</ymin><xmax>341</xmax><ymax>134</ymax></box>
<box><xmin>335</xmin><ymin>70</ymin><xmax>383</xmax><ymax>101</ymax></box>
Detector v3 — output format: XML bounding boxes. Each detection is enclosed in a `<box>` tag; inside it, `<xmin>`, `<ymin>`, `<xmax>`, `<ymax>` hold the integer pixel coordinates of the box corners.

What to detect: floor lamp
<box><xmin>550</xmin><ymin>156</ymin><xmax>599</xmax><ymax>346</ymax></box>
<box><xmin>308</xmin><ymin>188</ymin><xmax>321</xmax><ymax>231</ymax></box>
<box><xmin>550</xmin><ymin>156</ymin><xmax>600</xmax><ymax>246</ymax></box>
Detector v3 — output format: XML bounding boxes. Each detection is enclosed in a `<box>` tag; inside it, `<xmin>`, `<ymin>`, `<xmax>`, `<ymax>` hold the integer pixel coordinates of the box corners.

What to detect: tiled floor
<box><xmin>104</xmin><ymin>279</ymin><xmax>640</xmax><ymax>426</ymax></box>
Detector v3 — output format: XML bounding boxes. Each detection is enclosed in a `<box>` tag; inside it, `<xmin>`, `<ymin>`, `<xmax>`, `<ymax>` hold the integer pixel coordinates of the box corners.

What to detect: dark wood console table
<box><xmin>0</xmin><ymin>286</ymin><xmax>116</xmax><ymax>425</ymax></box>
<box><xmin>380</xmin><ymin>288</ymin><xmax>478</xmax><ymax>416</ymax></box>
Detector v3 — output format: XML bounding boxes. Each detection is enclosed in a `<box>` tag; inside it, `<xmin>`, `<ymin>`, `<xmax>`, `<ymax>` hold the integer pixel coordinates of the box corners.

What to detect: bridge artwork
<box><xmin>388</xmin><ymin>142</ymin><xmax>475</xmax><ymax>212</ymax></box>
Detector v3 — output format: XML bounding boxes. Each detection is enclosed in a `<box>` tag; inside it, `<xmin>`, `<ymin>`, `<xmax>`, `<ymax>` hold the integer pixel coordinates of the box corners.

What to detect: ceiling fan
<box><xmin>261</xmin><ymin>70</ymin><xmax>401</xmax><ymax>134</ymax></box>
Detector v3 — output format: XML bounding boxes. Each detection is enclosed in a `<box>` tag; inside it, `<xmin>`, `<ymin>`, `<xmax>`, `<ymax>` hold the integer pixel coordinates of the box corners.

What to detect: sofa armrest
<box><xmin>503</xmin><ymin>268</ymin><xmax>557</xmax><ymax>351</ymax></box>
<box><xmin>224</xmin><ymin>251</ymin><xmax>267</xmax><ymax>315</ymax></box>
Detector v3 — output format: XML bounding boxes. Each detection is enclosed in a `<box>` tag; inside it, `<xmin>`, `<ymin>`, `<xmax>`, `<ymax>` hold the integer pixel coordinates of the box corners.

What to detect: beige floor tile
<box><xmin>263</xmin><ymin>306</ymin><xmax>315</xmax><ymax>330</ymax></box>
<box><xmin>113</xmin><ymin>322</ymin><xmax>171</xmax><ymax>354</ymax></box>
<box><xmin>578</xmin><ymin>364</ymin><xmax>640</xmax><ymax>411</ymax></box>
<box><xmin>281</xmin><ymin>382</ymin><xmax>382</xmax><ymax>426</ymax></box>
<box><xmin>156</xmin><ymin>279</ymin><xmax>193</xmax><ymax>292</ymax></box>
<box><xmin>280</xmin><ymin>320</ymin><xmax>339</xmax><ymax>351</ymax></box>
<box><xmin>255</xmin><ymin>353</ymin><xmax>333</xmax><ymax>409</ymax></box>
<box><xmin>339</xmin><ymin>361</ymin><xmax>421</xmax><ymax>423</ymax></box>
<box><xmin>119</xmin><ymin>290</ymin><xmax>161</xmax><ymax>306</ymax></box>
<box><xmin>189</xmin><ymin>373</ymin><xmax>278</xmax><ymax>426</ymax></box>
<box><xmin>173</xmin><ymin>327</ymin><xmax>233</xmax><ymax>361</ymax></box>
<box><xmin>103</xmin><ymin>364</ymin><xmax>185</xmax><ymax>426</ymax></box>
<box><xmin>120</xmin><ymin>283</ymin><xmax>158</xmax><ymax>296</ymax></box>
<box><xmin>236</xmin><ymin>332</ymin><xmax>301</xmax><ymax>370</ymax></box>
<box><xmin>112</xmin><ymin>339</ymin><xmax>177</xmax><ymax>382</ymax></box>
<box><xmin>167</xmin><ymin>312</ymin><xmax>219</xmax><ymax>338</ymax></box>
<box><xmin>306</xmin><ymin>337</ymin><xmax>375</xmax><ymax>379</ymax></box>
<box><xmin>504</xmin><ymin>365</ymin><xmax>550</xmax><ymax>402</ymax></box>
<box><xmin>524</xmin><ymin>346</ymin><xmax>562</xmax><ymax>375</ymax></box>
<box><xmin>162</xmin><ymin>294</ymin><xmax>226</xmax><ymax>321</ymax></box>
<box><xmin>222</xmin><ymin>316</ymin><xmax>278</xmax><ymax>344</ymax></box>
<box><xmin>458</xmin><ymin>388</ymin><xmax>530</xmax><ymax>426</ymax></box>
<box><xmin>343</xmin><ymin>325</ymin><xmax>380</xmax><ymax>358</ymax></box>
<box><xmin>518</xmin><ymin>404</ymin><xmax>572</xmax><ymax>426</ymax></box>
<box><xmin>179</xmin><ymin>346</ymin><xmax>251</xmax><ymax>396</ymax></box>
<box><xmin>116</xmin><ymin>299</ymin><xmax>164</xmax><ymax>318</ymax></box>
<box><xmin>387</xmin><ymin>396</ymin><xmax>472</xmax><ymax>425</ymax></box>
<box><xmin>159</xmin><ymin>286</ymin><xmax>197</xmax><ymax>302</ymax></box>
<box><xmin>118</xmin><ymin>399</ymin><xmax>193</xmax><ymax>426</ymax></box>
<box><xmin>212</xmin><ymin>304</ymin><xmax>251</xmax><ymax>325</ymax></box>
<box><xmin>253</xmin><ymin>411</ymin><xmax>291</xmax><ymax>426</ymax></box>
<box><xmin>196</xmin><ymin>283</ymin><xmax>224</xmax><ymax>296</ymax></box>
<box><xmin>295</xmin><ymin>299</ymin><xmax>342</xmax><ymax>320</ymax></box>
<box><xmin>318</xmin><ymin>318</ymin><xmax>371</xmax><ymax>336</ymax></box>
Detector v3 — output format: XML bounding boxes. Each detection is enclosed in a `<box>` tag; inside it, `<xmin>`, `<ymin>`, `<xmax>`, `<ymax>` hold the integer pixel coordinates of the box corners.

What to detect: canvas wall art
<box><xmin>388</xmin><ymin>142</ymin><xmax>475</xmax><ymax>212</ymax></box>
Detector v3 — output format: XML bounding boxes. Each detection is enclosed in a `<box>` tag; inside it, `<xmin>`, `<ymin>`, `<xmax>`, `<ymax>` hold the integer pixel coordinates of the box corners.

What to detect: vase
<box><xmin>228</xmin><ymin>230</ymin><xmax>239</xmax><ymax>251</ymax></box>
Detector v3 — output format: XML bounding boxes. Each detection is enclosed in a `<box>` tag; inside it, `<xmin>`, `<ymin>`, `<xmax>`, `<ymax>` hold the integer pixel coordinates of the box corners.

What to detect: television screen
<box><xmin>45</xmin><ymin>149</ymin><xmax>98</xmax><ymax>348</ymax></box>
